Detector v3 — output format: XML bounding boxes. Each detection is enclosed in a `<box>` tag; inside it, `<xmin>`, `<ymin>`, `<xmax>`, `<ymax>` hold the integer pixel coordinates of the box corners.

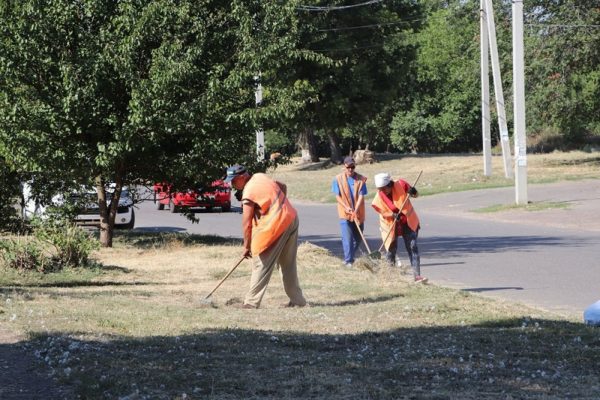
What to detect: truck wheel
<box><xmin>222</xmin><ymin>203</ymin><xmax>231</xmax><ymax>212</ymax></box>
<box><xmin>169</xmin><ymin>198</ymin><xmax>179</xmax><ymax>213</ymax></box>
<box><xmin>157</xmin><ymin>201</ymin><xmax>165</xmax><ymax>210</ymax></box>
<box><xmin>124</xmin><ymin>209</ymin><xmax>135</xmax><ymax>229</ymax></box>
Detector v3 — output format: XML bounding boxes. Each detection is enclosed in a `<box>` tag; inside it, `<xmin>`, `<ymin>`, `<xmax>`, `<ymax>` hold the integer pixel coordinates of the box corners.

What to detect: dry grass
<box><xmin>1</xmin><ymin>233</ymin><xmax>599</xmax><ymax>399</ymax></box>
<box><xmin>270</xmin><ymin>151</ymin><xmax>600</xmax><ymax>203</ymax></box>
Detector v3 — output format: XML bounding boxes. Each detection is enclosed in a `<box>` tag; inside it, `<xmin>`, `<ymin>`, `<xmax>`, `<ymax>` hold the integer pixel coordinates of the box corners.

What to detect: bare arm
<box><xmin>241</xmin><ymin>201</ymin><xmax>255</xmax><ymax>258</ymax></box>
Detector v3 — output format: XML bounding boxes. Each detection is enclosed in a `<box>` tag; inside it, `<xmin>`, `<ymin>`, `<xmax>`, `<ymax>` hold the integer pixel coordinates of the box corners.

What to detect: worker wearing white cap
<box><xmin>371</xmin><ymin>173</ymin><xmax>427</xmax><ymax>283</ymax></box>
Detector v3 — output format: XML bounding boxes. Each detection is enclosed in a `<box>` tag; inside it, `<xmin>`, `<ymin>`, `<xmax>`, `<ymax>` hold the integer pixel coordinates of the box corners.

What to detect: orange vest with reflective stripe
<box><xmin>371</xmin><ymin>180</ymin><xmax>419</xmax><ymax>250</ymax></box>
<box><xmin>242</xmin><ymin>173</ymin><xmax>297</xmax><ymax>255</ymax></box>
<box><xmin>335</xmin><ymin>172</ymin><xmax>367</xmax><ymax>224</ymax></box>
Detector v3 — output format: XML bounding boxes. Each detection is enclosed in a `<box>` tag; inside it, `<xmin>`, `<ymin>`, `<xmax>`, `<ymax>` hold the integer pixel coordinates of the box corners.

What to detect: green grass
<box><xmin>473</xmin><ymin>201</ymin><xmax>570</xmax><ymax>213</ymax></box>
<box><xmin>1</xmin><ymin>233</ymin><xmax>599</xmax><ymax>399</ymax></box>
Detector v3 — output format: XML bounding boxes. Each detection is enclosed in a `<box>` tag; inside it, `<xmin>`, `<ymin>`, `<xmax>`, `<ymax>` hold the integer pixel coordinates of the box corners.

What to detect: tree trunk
<box><xmin>296</xmin><ymin>127</ymin><xmax>320</xmax><ymax>162</ymax></box>
<box><xmin>327</xmin><ymin>131</ymin><xmax>343</xmax><ymax>164</ymax></box>
<box><xmin>97</xmin><ymin>176</ymin><xmax>120</xmax><ymax>248</ymax></box>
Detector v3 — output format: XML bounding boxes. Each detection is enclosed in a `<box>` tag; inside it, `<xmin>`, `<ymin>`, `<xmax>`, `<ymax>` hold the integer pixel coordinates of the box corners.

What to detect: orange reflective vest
<box><xmin>242</xmin><ymin>173</ymin><xmax>297</xmax><ymax>255</ymax></box>
<box><xmin>335</xmin><ymin>172</ymin><xmax>367</xmax><ymax>224</ymax></box>
<box><xmin>371</xmin><ymin>180</ymin><xmax>420</xmax><ymax>250</ymax></box>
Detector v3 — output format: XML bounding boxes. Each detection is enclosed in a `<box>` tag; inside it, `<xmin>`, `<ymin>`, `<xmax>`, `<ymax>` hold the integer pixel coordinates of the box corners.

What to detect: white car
<box><xmin>22</xmin><ymin>183</ymin><xmax>135</xmax><ymax>230</ymax></box>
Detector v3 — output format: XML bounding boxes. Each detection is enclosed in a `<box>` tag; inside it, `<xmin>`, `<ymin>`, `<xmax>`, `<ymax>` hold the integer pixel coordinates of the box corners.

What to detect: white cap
<box><xmin>374</xmin><ymin>173</ymin><xmax>391</xmax><ymax>188</ymax></box>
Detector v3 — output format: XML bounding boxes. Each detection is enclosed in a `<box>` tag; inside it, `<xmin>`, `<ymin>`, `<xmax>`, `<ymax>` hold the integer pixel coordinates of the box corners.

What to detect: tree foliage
<box><xmin>0</xmin><ymin>0</ymin><xmax>315</xmax><ymax>246</ymax></box>
<box><xmin>523</xmin><ymin>0</ymin><xmax>600</xmax><ymax>143</ymax></box>
<box><xmin>390</xmin><ymin>1</ymin><xmax>482</xmax><ymax>153</ymax></box>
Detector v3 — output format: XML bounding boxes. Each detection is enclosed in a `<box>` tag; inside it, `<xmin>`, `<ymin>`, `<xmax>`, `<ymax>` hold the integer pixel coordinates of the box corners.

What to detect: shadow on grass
<box><xmin>310</xmin><ymin>293</ymin><xmax>403</xmax><ymax>307</ymax></box>
<box><xmin>0</xmin><ymin>280</ymin><xmax>155</xmax><ymax>289</ymax></box>
<box><xmin>7</xmin><ymin>318</ymin><xmax>599</xmax><ymax>399</ymax></box>
<box><xmin>545</xmin><ymin>155</ymin><xmax>600</xmax><ymax>167</ymax></box>
<box><xmin>462</xmin><ymin>287</ymin><xmax>524</xmax><ymax>293</ymax></box>
<box><xmin>115</xmin><ymin>231</ymin><xmax>242</xmax><ymax>249</ymax></box>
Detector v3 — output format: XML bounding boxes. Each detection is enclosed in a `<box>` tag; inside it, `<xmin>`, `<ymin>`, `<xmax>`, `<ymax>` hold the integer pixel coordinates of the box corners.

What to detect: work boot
<box><xmin>414</xmin><ymin>275</ymin><xmax>428</xmax><ymax>284</ymax></box>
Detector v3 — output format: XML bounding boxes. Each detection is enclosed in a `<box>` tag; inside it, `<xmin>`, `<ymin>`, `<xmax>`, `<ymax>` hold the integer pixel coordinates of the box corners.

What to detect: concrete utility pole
<box><xmin>512</xmin><ymin>0</ymin><xmax>528</xmax><ymax>203</ymax></box>
<box><xmin>254</xmin><ymin>74</ymin><xmax>265</xmax><ymax>161</ymax></box>
<box><xmin>484</xmin><ymin>0</ymin><xmax>513</xmax><ymax>178</ymax></box>
<box><xmin>480</xmin><ymin>0</ymin><xmax>492</xmax><ymax>176</ymax></box>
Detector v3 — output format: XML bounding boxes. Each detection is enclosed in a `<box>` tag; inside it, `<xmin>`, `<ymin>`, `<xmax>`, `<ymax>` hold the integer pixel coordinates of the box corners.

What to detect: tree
<box><xmin>284</xmin><ymin>0</ymin><xmax>422</xmax><ymax>162</ymax></box>
<box><xmin>0</xmin><ymin>0</ymin><xmax>314</xmax><ymax>246</ymax></box>
<box><xmin>523</xmin><ymin>0</ymin><xmax>600</xmax><ymax>144</ymax></box>
<box><xmin>390</xmin><ymin>0</ymin><xmax>483</xmax><ymax>153</ymax></box>
<box><xmin>0</xmin><ymin>155</ymin><xmax>21</xmax><ymax>232</ymax></box>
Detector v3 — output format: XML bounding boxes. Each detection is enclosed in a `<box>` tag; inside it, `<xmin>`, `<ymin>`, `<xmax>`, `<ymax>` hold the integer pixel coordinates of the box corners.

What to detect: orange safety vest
<box><xmin>371</xmin><ymin>180</ymin><xmax>420</xmax><ymax>251</ymax></box>
<box><xmin>242</xmin><ymin>173</ymin><xmax>297</xmax><ymax>255</ymax></box>
<box><xmin>335</xmin><ymin>172</ymin><xmax>367</xmax><ymax>224</ymax></box>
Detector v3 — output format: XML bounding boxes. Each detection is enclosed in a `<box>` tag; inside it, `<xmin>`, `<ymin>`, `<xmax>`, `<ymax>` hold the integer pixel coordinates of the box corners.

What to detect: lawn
<box><xmin>1</xmin><ymin>232</ymin><xmax>599</xmax><ymax>399</ymax></box>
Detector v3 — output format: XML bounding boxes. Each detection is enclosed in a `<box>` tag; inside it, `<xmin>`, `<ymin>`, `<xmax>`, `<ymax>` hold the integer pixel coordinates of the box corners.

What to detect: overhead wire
<box><xmin>297</xmin><ymin>0</ymin><xmax>384</xmax><ymax>12</ymax></box>
<box><xmin>317</xmin><ymin>18</ymin><xmax>424</xmax><ymax>32</ymax></box>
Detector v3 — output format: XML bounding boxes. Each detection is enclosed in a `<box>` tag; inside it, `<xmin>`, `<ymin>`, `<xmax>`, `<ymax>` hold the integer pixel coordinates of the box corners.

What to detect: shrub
<box><xmin>0</xmin><ymin>237</ymin><xmax>47</xmax><ymax>272</ymax></box>
<box><xmin>33</xmin><ymin>220</ymin><xmax>99</xmax><ymax>269</ymax></box>
<box><xmin>0</xmin><ymin>220</ymin><xmax>99</xmax><ymax>272</ymax></box>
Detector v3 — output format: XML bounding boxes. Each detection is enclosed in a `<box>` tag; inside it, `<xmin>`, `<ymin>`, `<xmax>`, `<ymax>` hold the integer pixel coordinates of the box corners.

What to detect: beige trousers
<box><xmin>244</xmin><ymin>216</ymin><xmax>306</xmax><ymax>308</ymax></box>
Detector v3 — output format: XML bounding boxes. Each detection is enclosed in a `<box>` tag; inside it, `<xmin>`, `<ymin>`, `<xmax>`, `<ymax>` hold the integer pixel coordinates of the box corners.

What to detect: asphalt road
<box><xmin>134</xmin><ymin>179</ymin><xmax>600</xmax><ymax>318</ymax></box>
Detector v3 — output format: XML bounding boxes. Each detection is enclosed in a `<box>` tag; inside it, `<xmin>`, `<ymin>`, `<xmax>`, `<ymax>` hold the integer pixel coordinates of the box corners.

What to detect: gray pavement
<box><xmin>415</xmin><ymin>179</ymin><xmax>600</xmax><ymax>317</ymax></box>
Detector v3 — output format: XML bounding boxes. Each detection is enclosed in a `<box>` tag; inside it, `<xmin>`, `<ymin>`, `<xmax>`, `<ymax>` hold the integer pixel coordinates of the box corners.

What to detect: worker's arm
<box><xmin>276</xmin><ymin>181</ymin><xmax>287</xmax><ymax>196</ymax></box>
<box><xmin>336</xmin><ymin>195</ymin><xmax>353</xmax><ymax>215</ymax></box>
<box><xmin>241</xmin><ymin>201</ymin><xmax>255</xmax><ymax>258</ymax></box>
<box><xmin>352</xmin><ymin>194</ymin><xmax>365</xmax><ymax>220</ymax></box>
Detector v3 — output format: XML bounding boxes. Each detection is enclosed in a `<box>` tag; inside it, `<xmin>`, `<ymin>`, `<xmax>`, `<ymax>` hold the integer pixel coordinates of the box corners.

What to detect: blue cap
<box><xmin>224</xmin><ymin>165</ymin><xmax>246</xmax><ymax>182</ymax></box>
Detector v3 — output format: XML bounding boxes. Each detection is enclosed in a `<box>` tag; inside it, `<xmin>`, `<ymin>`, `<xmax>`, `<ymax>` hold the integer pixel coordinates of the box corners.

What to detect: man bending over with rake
<box><xmin>225</xmin><ymin>164</ymin><xmax>307</xmax><ymax>309</ymax></box>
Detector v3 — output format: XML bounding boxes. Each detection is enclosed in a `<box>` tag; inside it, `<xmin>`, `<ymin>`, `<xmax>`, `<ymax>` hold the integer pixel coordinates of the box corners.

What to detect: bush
<box><xmin>0</xmin><ymin>237</ymin><xmax>48</xmax><ymax>272</ymax></box>
<box><xmin>33</xmin><ymin>220</ymin><xmax>99</xmax><ymax>269</ymax></box>
<box><xmin>0</xmin><ymin>220</ymin><xmax>99</xmax><ymax>272</ymax></box>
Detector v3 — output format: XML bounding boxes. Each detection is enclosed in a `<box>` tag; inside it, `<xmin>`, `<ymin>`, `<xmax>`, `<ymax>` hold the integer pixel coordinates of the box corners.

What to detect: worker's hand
<box><xmin>408</xmin><ymin>187</ymin><xmax>417</xmax><ymax>196</ymax></box>
<box><xmin>345</xmin><ymin>206</ymin><xmax>353</xmax><ymax>215</ymax></box>
<box><xmin>234</xmin><ymin>190</ymin><xmax>243</xmax><ymax>201</ymax></box>
<box><xmin>242</xmin><ymin>248</ymin><xmax>252</xmax><ymax>259</ymax></box>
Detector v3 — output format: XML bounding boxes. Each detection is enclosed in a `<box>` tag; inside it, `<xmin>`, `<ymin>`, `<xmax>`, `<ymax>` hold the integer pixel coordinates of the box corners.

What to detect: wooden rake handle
<box><xmin>377</xmin><ymin>170</ymin><xmax>423</xmax><ymax>253</ymax></box>
<box><xmin>203</xmin><ymin>256</ymin><xmax>246</xmax><ymax>300</ymax></box>
<box><xmin>354</xmin><ymin>219</ymin><xmax>372</xmax><ymax>254</ymax></box>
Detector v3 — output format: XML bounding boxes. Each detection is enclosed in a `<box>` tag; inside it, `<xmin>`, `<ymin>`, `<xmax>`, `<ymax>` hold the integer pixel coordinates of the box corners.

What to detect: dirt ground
<box><xmin>0</xmin><ymin>327</ymin><xmax>71</xmax><ymax>400</ymax></box>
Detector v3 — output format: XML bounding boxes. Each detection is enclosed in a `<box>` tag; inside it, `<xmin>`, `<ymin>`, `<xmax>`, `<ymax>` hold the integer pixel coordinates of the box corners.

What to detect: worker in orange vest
<box><xmin>224</xmin><ymin>164</ymin><xmax>307</xmax><ymax>309</ymax></box>
<box><xmin>371</xmin><ymin>172</ymin><xmax>427</xmax><ymax>283</ymax></box>
<box><xmin>331</xmin><ymin>156</ymin><xmax>368</xmax><ymax>268</ymax></box>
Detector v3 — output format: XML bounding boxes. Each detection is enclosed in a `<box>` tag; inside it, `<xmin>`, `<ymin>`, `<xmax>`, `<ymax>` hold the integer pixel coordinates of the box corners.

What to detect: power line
<box><xmin>297</xmin><ymin>0</ymin><xmax>384</xmax><ymax>12</ymax></box>
<box><xmin>317</xmin><ymin>19</ymin><xmax>423</xmax><ymax>32</ymax></box>
<box><xmin>309</xmin><ymin>43</ymin><xmax>387</xmax><ymax>52</ymax></box>
<box><xmin>525</xmin><ymin>23</ymin><xmax>600</xmax><ymax>29</ymax></box>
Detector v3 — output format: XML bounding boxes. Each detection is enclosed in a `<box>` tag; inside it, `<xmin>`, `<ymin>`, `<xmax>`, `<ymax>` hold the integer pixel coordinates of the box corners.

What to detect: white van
<box><xmin>21</xmin><ymin>183</ymin><xmax>135</xmax><ymax>229</ymax></box>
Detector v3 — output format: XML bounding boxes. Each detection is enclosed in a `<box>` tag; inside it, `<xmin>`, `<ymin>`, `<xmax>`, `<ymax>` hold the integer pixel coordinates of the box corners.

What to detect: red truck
<box><xmin>153</xmin><ymin>180</ymin><xmax>232</xmax><ymax>213</ymax></box>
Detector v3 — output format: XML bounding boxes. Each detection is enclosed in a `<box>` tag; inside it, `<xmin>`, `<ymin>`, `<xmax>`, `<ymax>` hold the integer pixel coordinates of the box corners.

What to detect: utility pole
<box><xmin>513</xmin><ymin>0</ymin><xmax>528</xmax><ymax>203</ymax></box>
<box><xmin>254</xmin><ymin>74</ymin><xmax>265</xmax><ymax>162</ymax></box>
<box><xmin>480</xmin><ymin>0</ymin><xmax>492</xmax><ymax>176</ymax></box>
<box><xmin>484</xmin><ymin>0</ymin><xmax>513</xmax><ymax>178</ymax></box>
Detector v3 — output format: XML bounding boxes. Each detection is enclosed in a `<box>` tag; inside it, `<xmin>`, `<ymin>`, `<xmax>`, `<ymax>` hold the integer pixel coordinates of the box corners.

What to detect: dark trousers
<box><xmin>386</xmin><ymin>226</ymin><xmax>421</xmax><ymax>278</ymax></box>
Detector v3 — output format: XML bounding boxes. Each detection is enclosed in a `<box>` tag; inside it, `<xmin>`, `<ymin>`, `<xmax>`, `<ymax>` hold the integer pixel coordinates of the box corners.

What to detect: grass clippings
<box><xmin>1</xmin><ymin>234</ymin><xmax>599</xmax><ymax>399</ymax></box>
